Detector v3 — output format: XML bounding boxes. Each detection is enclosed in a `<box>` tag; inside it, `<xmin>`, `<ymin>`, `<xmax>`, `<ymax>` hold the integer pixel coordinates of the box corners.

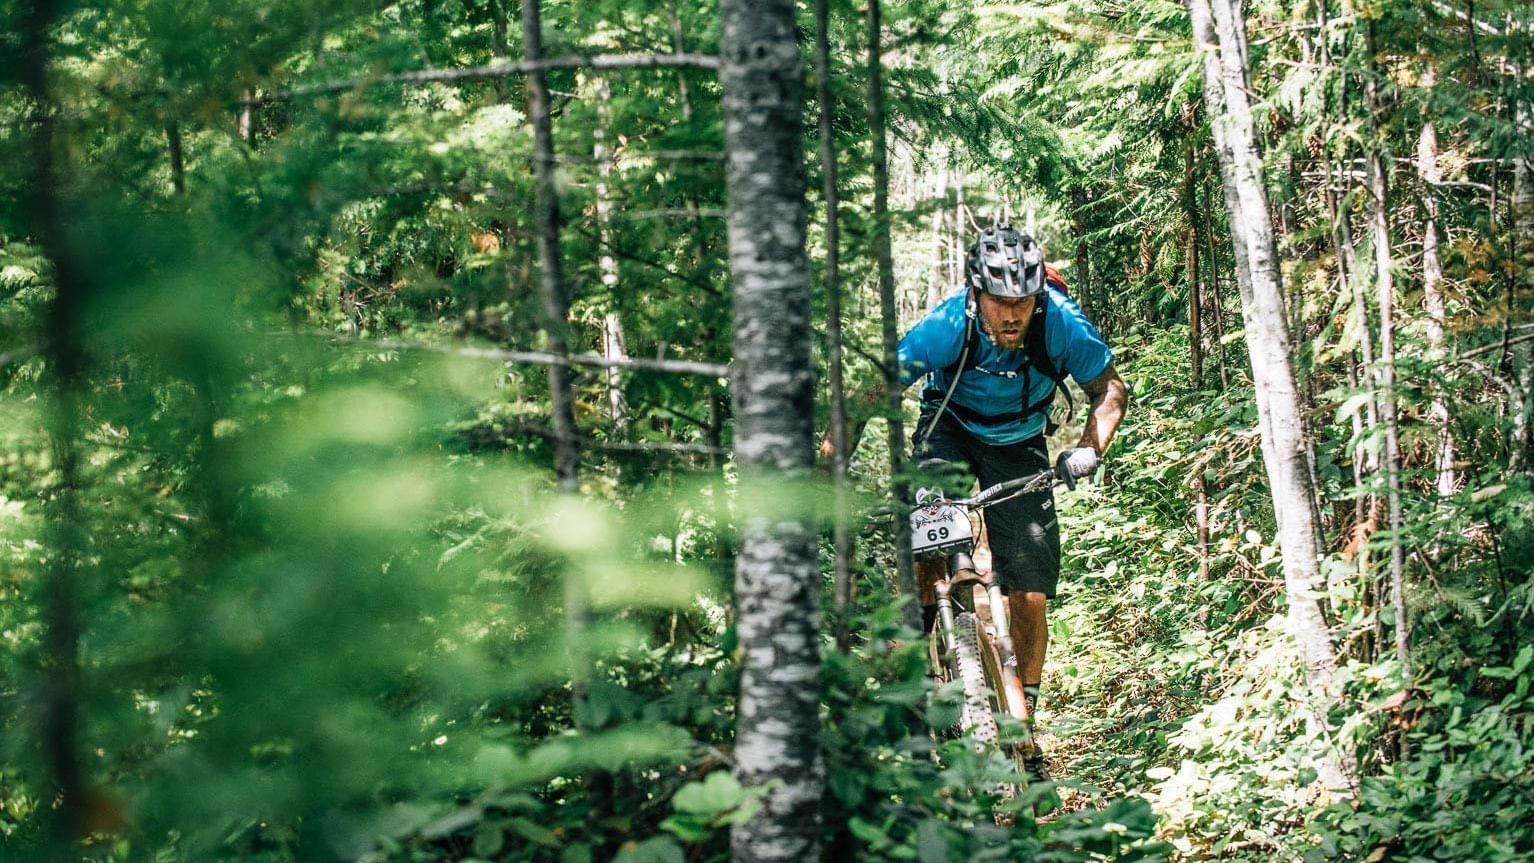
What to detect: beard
<box><xmin>979</xmin><ymin>316</ymin><xmax>1026</xmax><ymax>350</ymax></box>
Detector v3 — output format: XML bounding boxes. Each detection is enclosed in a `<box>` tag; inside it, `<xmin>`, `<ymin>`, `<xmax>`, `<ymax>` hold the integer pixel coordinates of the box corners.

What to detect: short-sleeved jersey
<box><xmin>898</xmin><ymin>287</ymin><xmax>1112</xmax><ymax>445</ymax></box>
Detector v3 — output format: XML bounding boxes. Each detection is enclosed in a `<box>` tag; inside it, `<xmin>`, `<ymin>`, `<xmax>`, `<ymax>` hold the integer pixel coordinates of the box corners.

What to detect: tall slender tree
<box><xmin>1364</xmin><ymin>20</ymin><xmax>1409</xmax><ymax>674</ymax></box>
<box><xmin>23</xmin><ymin>0</ymin><xmax>86</xmax><ymax>856</ymax></box>
<box><xmin>719</xmin><ymin>0</ymin><xmax>822</xmax><ymax>858</ymax></box>
<box><xmin>866</xmin><ymin>0</ymin><xmax>919</xmax><ymax>630</ymax></box>
<box><xmin>815</xmin><ymin>0</ymin><xmax>854</xmax><ymax>651</ymax></box>
<box><xmin>1188</xmin><ymin>0</ymin><xmax>1353</xmax><ymax>792</ymax></box>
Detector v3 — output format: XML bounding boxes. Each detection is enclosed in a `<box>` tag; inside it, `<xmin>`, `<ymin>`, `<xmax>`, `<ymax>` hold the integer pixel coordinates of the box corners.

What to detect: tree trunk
<box><xmin>1189</xmin><ymin>0</ymin><xmax>1353</xmax><ymax>793</ymax></box>
<box><xmin>602</xmin><ymin>313</ymin><xmax>629</xmax><ymax>432</ymax></box>
<box><xmin>1073</xmin><ymin>182</ymin><xmax>1092</xmax><ymax>319</ymax></box>
<box><xmin>719</xmin><ymin>0</ymin><xmax>823</xmax><ymax>857</ymax></box>
<box><xmin>927</xmin><ymin>154</ymin><xmax>948</xmax><ymax>311</ymax></box>
<box><xmin>1512</xmin><ymin>94</ymin><xmax>1534</xmax><ymax>475</ymax></box>
<box><xmin>1185</xmin><ymin>142</ymin><xmax>1204</xmax><ymax>390</ymax></box>
<box><xmin>814</xmin><ymin>0</ymin><xmax>853</xmax><ymax>652</ymax></box>
<box><xmin>23</xmin><ymin>1</ymin><xmax>86</xmax><ymax>856</ymax></box>
<box><xmin>1418</xmin><ymin>106</ymin><xmax>1455</xmax><ymax>497</ymax></box>
<box><xmin>166</xmin><ymin>121</ymin><xmax>185</xmax><ymax>196</ymax></box>
<box><xmin>1202</xmin><ymin>173</ymin><xmax>1231</xmax><ymax>390</ymax></box>
<box><xmin>522</xmin><ymin>0</ymin><xmax>579</xmax><ymax>492</ymax></box>
<box><xmin>590</xmin><ymin>73</ymin><xmax>629</xmax><ymax>435</ymax></box>
<box><xmin>866</xmin><ymin>0</ymin><xmax>918</xmax><ymax>631</ymax></box>
<box><xmin>1365</xmin><ymin>21</ymin><xmax>1409</xmax><ymax>675</ymax></box>
<box><xmin>522</xmin><ymin>0</ymin><xmax>613</xmax><ymax>831</ymax></box>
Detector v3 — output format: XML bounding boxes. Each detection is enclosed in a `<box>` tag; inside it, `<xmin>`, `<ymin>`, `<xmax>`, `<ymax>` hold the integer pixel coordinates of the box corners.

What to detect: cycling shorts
<box><xmin>912</xmin><ymin>408</ymin><xmax>1061</xmax><ymax>597</ymax></box>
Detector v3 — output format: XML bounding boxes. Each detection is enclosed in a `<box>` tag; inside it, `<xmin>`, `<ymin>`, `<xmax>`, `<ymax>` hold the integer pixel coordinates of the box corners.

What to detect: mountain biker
<box><xmin>826</xmin><ymin>225</ymin><xmax>1128</xmax><ymax>777</ymax></box>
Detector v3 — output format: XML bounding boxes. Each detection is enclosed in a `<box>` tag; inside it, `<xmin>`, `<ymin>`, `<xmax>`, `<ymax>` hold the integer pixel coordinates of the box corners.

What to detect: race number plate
<box><xmin>910</xmin><ymin>504</ymin><xmax>973</xmax><ymax>557</ymax></box>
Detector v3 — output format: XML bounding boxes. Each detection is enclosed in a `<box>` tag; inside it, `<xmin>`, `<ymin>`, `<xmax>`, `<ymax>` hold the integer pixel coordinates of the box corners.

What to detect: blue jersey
<box><xmin>897</xmin><ymin>287</ymin><xmax>1112</xmax><ymax>445</ymax></box>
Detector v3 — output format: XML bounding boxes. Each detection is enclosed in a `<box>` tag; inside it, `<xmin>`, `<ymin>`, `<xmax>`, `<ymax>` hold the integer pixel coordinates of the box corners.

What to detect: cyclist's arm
<box><xmin>1075</xmin><ymin>363</ymin><xmax>1128</xmax><ymax>456</ymax></box>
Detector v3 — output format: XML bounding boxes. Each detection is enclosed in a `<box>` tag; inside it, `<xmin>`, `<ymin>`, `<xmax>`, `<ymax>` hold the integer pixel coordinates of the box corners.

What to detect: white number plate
<box><xmin>910</xmin><ymin>504</ymin><xmax>973</xmax><ymax>556</ymax></box>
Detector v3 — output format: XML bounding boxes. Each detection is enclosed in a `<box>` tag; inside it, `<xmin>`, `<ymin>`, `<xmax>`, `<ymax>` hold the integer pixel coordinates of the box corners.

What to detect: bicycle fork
<box><xmin>936</xmin><ymin>553</ymin><xmax>1030</xmax><ymax>725</ymax></box>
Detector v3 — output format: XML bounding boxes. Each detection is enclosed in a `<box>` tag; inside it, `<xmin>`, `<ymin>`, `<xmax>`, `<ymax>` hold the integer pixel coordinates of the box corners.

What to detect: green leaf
<box><xmin>672</xmin><ymin>770</ymin><xmax>747</xmax><ymax>816</ymax></box>
<box><xmin>614</xmin><ymin>836</ymin><xmax>686</xmax><ymax>863</ymax></box>
<box><xmin>472</xmin><ymin>824</ymin><xmax>505</xmax><ymax>857</ymax></box>
<box><xmin>510</xmin><ymin>817</ymin><xmax>561</xmax><ymax>847</ymax></box>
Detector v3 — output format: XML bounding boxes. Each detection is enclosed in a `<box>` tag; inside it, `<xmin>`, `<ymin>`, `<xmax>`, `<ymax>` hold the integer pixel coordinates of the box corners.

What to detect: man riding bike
<box><xmin>829</xmin><ymin>224</ymin><xmax>1128</xmax><ymax>778</ymax></box>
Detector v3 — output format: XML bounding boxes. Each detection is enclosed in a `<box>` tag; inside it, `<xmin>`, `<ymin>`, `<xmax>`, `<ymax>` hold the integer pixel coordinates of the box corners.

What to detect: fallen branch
<box><xmin>243</xmin><ymin>53</ymin><xmax>720</xmax><ymax>105</ymax></box>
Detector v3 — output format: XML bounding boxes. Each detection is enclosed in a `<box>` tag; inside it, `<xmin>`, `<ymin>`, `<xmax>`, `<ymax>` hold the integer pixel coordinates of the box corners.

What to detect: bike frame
<box><xmin>917</xmin><ymin>468</ymin><xmax>1061</xmax><ymax>751</ymax></box>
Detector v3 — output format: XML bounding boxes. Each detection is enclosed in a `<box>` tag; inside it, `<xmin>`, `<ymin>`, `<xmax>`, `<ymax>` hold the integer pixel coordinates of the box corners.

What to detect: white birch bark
<box><xmin>1417</xmin><ymin>73</ymin><xmax>1455</xmax><ymax>497</ymax></box>
<box><xmin>719</xmin><ymin>0</ymin><xmax>822</xmax><ymax>858</ymax></box>
<box><xmin>1513</xmin><ymin>95</ymin><xmax>1534</xmax><ymax>475</ymax></box>
<box><xmin>1189</xmin><ymin>0</ymin><xmax>1354</xmax><ymax>793</ymax></box>
<box><xmin>1365</xmin><ymin>22</ymin><xmax>1408</xmax><ymax>672</ymax></box>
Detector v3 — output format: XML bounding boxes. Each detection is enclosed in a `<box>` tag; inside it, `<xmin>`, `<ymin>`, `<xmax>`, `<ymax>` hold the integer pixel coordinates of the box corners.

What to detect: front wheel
<box><xmin>946</xmin><ymin>611</ymin><xmax>999</xmax><ymax>747</ymax></box>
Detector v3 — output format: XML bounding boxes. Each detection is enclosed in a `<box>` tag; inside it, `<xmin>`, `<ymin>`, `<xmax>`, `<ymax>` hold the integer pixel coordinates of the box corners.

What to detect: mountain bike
<box><xmin>910</xmin><ymin>463</ymin><xmax>1071</xmax><ymax>775</ymax></box>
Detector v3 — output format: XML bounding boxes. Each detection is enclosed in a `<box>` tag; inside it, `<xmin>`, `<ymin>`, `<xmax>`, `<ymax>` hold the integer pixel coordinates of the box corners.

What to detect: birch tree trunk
<box><xmin>1512</xmin><ymin>93</ymin><xmax>1534</xmax><ymax>475</ymax></box>
<box><xmin>1188</xmin><ymin>0</ymin><xmax>1354</xmax><ymax>792</ymax></box>
<box><xmin>1365</xmin><ymin>22</ymin><xmax>1409</xmax><ymax>675</ymax></box>
<box><xmin>1417</xmin><ymin>76</ymin><xmax>1455</xmax><ymax>497</ymax></box>
<box><xmin>867</xmin><ymin>0</ymin><xmax>918</xmax><ymax>630</ymax></box>
<box><xmin>814</xmin><ymin>0</ymin><xmax>854</xmax><ymax>651</ymax></box>
<box><xmin>24</xmin><ymin>0</ymin><xmax>86</xmax><ymax>855</ymax></box>
<box><xmin>591</xmin><ymin>74</ymin><xmax>630</xmax><ymax>434</ymax></box>
<box><xmin>719</xmin><ymin>0</ymin><xmax>823</xmax><ymax>857</ymax></box>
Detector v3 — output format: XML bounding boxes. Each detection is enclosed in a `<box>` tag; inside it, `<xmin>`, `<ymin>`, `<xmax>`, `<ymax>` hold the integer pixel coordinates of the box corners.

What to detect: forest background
<box><xmin>0</xmin><ymin>0</ymin><xmax>1531</xmax><ymax>861</ymax></box>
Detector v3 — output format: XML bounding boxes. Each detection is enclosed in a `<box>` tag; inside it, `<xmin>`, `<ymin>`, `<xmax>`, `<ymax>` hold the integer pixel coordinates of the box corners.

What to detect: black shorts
<box><xmin>912</xmin><ymin>409</ymin><xmax>1061</xmax><ymax>598</ymax></box>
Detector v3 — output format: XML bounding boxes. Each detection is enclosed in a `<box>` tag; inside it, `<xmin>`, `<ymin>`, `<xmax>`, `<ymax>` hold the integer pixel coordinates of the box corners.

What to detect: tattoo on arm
<box><xmin>1076</xmin><ymin>363</ymin><xmax>1128</xmax><ymax>455</ymax></box>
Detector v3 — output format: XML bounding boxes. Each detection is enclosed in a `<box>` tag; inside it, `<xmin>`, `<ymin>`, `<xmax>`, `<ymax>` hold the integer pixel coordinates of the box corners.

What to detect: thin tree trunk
<box><xmin>166</xmin><ymin>121</ymin><xmax>185</xmax><ymax>196</ymax></box>
<box><xmin>238</xmin><ymin>90</ymin><xmax>253</xmax><ymax>142</ymax></box>
<box><xmin>927</xmin><ymin>156</ymin><xmax>948</xmax><ymax>311</ymax></box>
<box><xmin>1365</xmin><ymin>21</ymin><xmax>1409</xmax><ymax>676</ymax></box>
<box><xmin>1189</xmin><ymin>0</ymin><xmax>1354</xmax><ymax>793</ymax></box>
<box><xmin>1186</xmin><ymin>142</ymin><xmax>1204</xmax><ymax>390</ymax></box>
<box><xmin>522</xmin><ymin>0</ymin><xmax>613</xmax><ymax>831</ymax></box>
<box><xmin>814</xmin><ymin>0</ymin><xmax>853</xmax><ymax>652</ymax></box>
<box><xmin>1417</xmin><ymin>79</ymin><xmax>1455</xmax><ymax>497</ymax></box>
<box><xmin>24</xmin><ymin>0</ymin><xmax>85</xmax><ymax>856</ymax></box>
<box><xmin>866</xmin><ymin>0</ymin><xmax>918</xmax><ymax>631</ymax></box>
<box><xmin>719</xmin><ymin>0</ymin><xmax>823</xmax><ymax>857</ymax></box>
<box><xmin>1073</xmin><ymin>182</ymin><xmax>1093</xmax><ymax>319</ymax></box>
<box><xmin>522</xmin><ymin>0</ymin><xmax>578</xmax><ymax>491</ymax></box>
<box><xmin>591</xmin><ymin>73</ymin><xmax>629</xmax><ymax>434</ymax></box>
<box><xmin>602</xmin><ymin>314</ymin><xmax>629</xmax><ymax>432</ymax></box>
<box><xmin>1511</xmin><ymin>92</ymin><xmax>1533</xmax><ymax>475</ymax></box>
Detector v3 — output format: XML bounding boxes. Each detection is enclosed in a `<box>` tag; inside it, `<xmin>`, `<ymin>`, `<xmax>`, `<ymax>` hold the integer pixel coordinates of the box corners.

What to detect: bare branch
<box><xmin>243</xmin><ymin>53</ymin><xmax>720</xmax><ymax>105</ymax></box>
<box><xmin>1461</xmin><ymin>332</ymin><xmax>1534</xmax><ymax>360</ymax></box>
<box><xmin>295</xmin><ymin>332</ymin><xmax>731</xmax><ymax>378</ymax></box>
<box><xmin>495</xmin><ymin>420</ymin><xmax>726</xmax><ymax>457</ymax></box>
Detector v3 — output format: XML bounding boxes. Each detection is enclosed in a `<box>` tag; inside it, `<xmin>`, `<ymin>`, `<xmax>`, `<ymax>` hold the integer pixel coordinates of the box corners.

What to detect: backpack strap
<box><xmin>932</xmin><ymin>289</ymin><xmax>1075</xmax><ymax>433</ymax></box>
<box><xmin>1021</xmin><ymin>292</ymin><xmax>1074</xmax><ymax>432</ymax></box>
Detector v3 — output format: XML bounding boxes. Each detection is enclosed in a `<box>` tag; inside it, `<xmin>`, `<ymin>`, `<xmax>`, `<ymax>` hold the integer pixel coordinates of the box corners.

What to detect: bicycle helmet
<box><xmin>965</xmin><ymin>225</ymin><xmax>1045</xmax><ymax>298</ymax></box>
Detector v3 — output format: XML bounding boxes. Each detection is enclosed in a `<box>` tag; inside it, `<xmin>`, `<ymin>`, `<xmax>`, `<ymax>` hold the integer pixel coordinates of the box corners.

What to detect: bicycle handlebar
<box><xmin>936</xmin><ymin>462</ymin><xmax>1068</xmax><ymax>512</ymax></box>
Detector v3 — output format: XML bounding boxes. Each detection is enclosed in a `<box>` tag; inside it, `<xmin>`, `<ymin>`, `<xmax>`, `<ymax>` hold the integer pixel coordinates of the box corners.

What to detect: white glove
<box><xmin>1058</xmin><ymin>446</ymin><xmax>1100</xmax><ymax>481</ymax></box>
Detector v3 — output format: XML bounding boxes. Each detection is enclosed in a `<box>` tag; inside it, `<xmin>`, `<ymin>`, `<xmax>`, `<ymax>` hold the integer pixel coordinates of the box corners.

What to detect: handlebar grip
<box><xmin>1054</xmin><ymin>452</ymin><xmax>1077</xmax><ymax>491</ymax></box>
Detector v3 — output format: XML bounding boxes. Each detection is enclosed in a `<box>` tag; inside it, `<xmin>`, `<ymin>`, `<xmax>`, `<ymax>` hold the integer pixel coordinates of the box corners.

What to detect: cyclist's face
<box><xmin>975</xmin><ymin>291</ymin><xmax>1035</xmax><ymax>350</ymax></box>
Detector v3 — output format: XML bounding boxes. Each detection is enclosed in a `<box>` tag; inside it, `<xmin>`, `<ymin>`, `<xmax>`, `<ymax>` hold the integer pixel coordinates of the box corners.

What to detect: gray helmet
<box><xmin>965</xmin><ymin>225</ymin><xmax>1045</xmax><ymax>298</ymax></box>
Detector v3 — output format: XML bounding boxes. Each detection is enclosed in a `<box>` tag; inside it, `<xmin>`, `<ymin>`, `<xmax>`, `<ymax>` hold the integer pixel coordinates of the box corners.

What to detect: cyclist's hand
<box><xmin>1055</xmin><ymin>447</ymin><xmax>1099</xmax><ymax>488</ymax></box>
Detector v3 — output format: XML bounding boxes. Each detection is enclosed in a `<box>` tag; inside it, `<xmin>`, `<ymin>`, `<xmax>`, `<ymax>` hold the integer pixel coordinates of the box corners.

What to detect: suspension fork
<box><xmin>949</xmin><ymin>551</ymin><xmax>1029</xmax><ymax>724</ymax></box>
